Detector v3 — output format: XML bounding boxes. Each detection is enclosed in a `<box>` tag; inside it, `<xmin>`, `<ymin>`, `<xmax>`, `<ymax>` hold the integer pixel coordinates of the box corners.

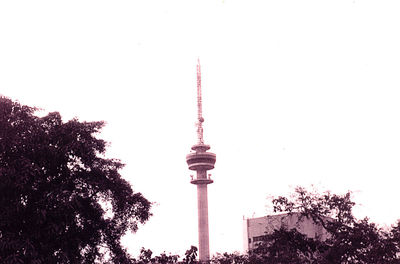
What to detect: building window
<box><xmin>253</xmin><ymin>235</ymin><xmax>267</xmax><ymax>242</ymax></box>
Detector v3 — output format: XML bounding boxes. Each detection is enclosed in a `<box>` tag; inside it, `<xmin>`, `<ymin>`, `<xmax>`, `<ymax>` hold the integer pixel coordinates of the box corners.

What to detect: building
<box><xmin>243</xmin><ymin>212</ymin><xmax>330</xmax><ymax>252</ymax></box>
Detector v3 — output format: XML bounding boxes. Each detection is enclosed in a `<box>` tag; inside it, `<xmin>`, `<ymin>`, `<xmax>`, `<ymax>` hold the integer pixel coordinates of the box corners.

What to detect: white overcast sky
<box><xmin>1</xmin><ymin>0</ymin><xmax>400</xmax><ymax>257</ymax></box>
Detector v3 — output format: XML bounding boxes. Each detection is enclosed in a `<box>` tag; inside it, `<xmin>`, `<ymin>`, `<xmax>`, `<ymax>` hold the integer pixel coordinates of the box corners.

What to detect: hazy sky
<box><xmin>1</xmin><ymin>0</ymin><xmax>400</xmax><ymax>257</ymax></box>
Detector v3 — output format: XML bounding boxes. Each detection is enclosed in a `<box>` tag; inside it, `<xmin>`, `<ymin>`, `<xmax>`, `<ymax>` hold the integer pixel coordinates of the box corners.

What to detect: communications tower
<box><xmin>186</xmin><ymin>59</ymin><xmax>216</xmax><ymax>263</ymax></box>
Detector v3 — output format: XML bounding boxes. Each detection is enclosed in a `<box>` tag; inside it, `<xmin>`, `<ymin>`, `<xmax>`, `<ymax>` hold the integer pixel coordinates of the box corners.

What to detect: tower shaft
<box><xmin>197</xmin><ymin>181</ymin><xmax>210</xmax><ymax>262</ymax></box>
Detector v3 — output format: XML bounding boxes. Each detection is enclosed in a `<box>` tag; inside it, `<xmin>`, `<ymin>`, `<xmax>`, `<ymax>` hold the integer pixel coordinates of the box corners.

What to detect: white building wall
<box><xmin>243</xmin><ymin>213</ymin><xmax>330</xmax><ymax>251</ymax></box>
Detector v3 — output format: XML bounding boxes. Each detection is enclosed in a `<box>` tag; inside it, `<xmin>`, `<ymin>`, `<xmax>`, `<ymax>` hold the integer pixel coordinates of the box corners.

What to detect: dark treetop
<box><xmin>252</xmin><ymin>187</ymin><xmax>400</xmax><ymax>264</ymax></box>
<box><xmin>0</xmin><ymin>97</ymin><xmax>151</xmax><ymax>264</ymax></box>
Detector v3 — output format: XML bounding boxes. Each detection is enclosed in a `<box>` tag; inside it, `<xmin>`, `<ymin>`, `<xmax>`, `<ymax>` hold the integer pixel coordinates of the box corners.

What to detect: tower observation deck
<box><xmin>186</xmin><ymin>59</ymin><xmax>216</xmax><ymax>263</ymax></box>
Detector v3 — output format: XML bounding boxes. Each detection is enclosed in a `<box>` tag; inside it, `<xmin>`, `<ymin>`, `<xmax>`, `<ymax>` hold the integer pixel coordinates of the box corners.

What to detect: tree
<box><xmin>253</xmin><ymin>186</ymin><xmax>400</xmax><ymax>264</ymax></box>
<box><xmin>210</xmin><ymin>252</ymin><xmax>249</xmax><ymax>264</ymax></box>
<box><xmin>0</xmin><ymin>97</ymin><xmax>151</xmax><ymax>263</ymax></box>
<box><xmin>131</xmin><ymin>248</ymin><xmax>179</xmax><ymax>264</ymax></box>
<box><xmin>128</xmin><ymin>246</ymin><xmax>197</xmax><ymax>264</ymax></box>
<box><xmin>181</xmin><ymin>246</ymin><xmax>198</xmax><ymax>264</ymax></box>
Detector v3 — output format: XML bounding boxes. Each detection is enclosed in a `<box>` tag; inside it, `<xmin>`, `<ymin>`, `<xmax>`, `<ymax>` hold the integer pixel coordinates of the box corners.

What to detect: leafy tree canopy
<box><xmin>254</xmin><ymin>186</ymin><xmax>400</xmax><ymax>264</ymax></box>
<box><xmin>207</xmin><ymin>187</ymin><xmax>400</xmax><ymax>264</ymax></box>
<box><xmin>0</xmin><ymin>97</ymin><xmax>151</xmax><ymax>263</ymax></box>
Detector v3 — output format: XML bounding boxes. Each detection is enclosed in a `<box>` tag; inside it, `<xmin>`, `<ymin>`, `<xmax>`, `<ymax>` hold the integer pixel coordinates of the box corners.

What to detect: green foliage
<box><xmin>131</xmin><ymin>248</ymin><xmax>179</xmax><ymax>264</ymax></box>
<box><xmin>253</xmin><ymin>226</ymin><xmax>325</xmax><ymax>264</ymax></box>
<box><xmin>254</xmin><ymin>186</ymin><xmax>400</xmax><ymax>264</ymax></box>
<box><xmin>0</xmin><ymin>97</ymin><xmax>151</xmax><ymax>263</ymax></box>
<box><xmin>182</xmin><ymin>246</ymin><xmax>198</xmax><ymax>264</ymax></box>
<box><xmin>206</xmin><ymin>187</ymin><xmax>400</xmax><ymax>264</ymax></box>
<box><xmin>204</xmin><ymin>187</ymin><xmax>400</xmax><ymax>264</ymax></box>
<box><xmin>130</xmin><ymin>246</ymin><xmax>197</xmax><ymax>264</ymax></box>
<box><xmin>210</xmin><ymin>252</ymin><xmax>249</xmax><ymax>264</ymax></box>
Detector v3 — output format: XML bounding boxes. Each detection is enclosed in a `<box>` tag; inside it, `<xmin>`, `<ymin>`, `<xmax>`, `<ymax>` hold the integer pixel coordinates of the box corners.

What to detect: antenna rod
<box><xmin>197</xmin><ymin>58</ymin><xmax>204</xmax><ymax>144</ymax></box>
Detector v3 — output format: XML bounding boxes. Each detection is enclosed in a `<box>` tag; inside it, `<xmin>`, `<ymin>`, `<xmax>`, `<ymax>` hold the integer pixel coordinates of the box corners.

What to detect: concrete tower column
<box><xmin>197</xmin><ymin>171</ymin><xmax>210</xmax><ymax>261</ymax></box>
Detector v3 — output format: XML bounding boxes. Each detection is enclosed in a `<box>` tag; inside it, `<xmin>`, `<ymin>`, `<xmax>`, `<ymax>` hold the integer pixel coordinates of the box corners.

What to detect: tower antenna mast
<box><xmin>197</xmin><ymin>58</ymin><xmax>204</xmax><ymax>144</ymax></box>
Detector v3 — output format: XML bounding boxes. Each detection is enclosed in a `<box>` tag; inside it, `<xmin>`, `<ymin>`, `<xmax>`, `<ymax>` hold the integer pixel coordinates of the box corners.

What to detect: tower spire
<box><xmin>197</xmin><ymin>58</ymin><xmax>204</xmax><ymax>144</ymax></box>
